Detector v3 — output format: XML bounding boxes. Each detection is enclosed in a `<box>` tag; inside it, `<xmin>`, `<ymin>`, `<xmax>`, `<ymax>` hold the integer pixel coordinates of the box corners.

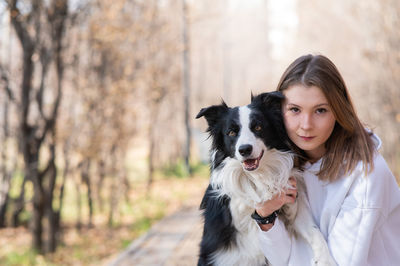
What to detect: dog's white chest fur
<box><xmin>211</xmin><ymin>149</ymin><xmax>294</xmax><ymax>208</ymax></box>
<box><xmin>210</xmin><ymin>149</ymin><xmax>336</xmax><ymax>266</ymax></box>
<box><xmin>211</xmin><ymin>198</ymin><xmax>265</xmax><ymax>265</ymax></box>
<box><xmin>209</xmin><ymin>149</ymin><xmax>293</xmax><ymax>265</ymax></box>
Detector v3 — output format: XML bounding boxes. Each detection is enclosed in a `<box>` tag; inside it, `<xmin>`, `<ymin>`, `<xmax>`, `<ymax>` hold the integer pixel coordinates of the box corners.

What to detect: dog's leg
<box><xmin>292</xmin><ymin>193</ymin><xmax>337</xmax><ymax>266</ymax></box>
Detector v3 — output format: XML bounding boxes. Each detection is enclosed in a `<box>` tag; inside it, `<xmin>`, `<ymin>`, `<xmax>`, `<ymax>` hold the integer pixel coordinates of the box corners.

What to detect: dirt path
<box><xmin>109</xmin><ymin>207</ymin><xmax>203</xmax><ymax>266</ymax></box>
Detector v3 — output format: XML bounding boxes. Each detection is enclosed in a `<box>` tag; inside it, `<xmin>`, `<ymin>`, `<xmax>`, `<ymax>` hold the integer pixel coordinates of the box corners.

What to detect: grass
<box><xmin>2</xmin><ymin>250</ymin><xmax>41</xmax><ymax>266</ymax></box>
<box><xmin>0</xmin><ymin>162</ymin><xmax>209</xmax><ymax>266</ymax></box>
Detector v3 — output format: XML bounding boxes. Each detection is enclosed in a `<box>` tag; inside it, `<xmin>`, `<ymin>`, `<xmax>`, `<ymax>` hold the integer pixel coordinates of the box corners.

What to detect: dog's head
<box><xmin>196</xmin><ymin>91</ymin><xmax>289</xmax><ymax>171</ymax></box>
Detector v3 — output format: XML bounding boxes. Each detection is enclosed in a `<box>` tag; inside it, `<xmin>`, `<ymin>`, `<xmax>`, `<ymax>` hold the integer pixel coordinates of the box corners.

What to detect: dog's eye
<box><xmin>228</xmin><ymin>131</ymin><xmax>237</xmax><ymax>137</ymax></box>
<box><xmin>254</xmin><ymin>125</ymin><xmax>262</xmax><ymax>131</ymax></box>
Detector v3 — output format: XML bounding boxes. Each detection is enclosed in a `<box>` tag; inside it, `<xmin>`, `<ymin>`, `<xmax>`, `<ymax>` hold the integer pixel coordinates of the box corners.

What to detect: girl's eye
<box><xmin>289</xmin><ymin>107</ymin><xmax>300</xmax><ymax>113</ymax></box>
<box><xmin>316</xmin><ymin>108</ymin><xmax>327</xmax><ymax>114</ymax></box>
<box><xmin>254</xmin><ymin>125</ymin><xmax>262</xmax><ymax>131</ymax></box>
<box><xmin>228</xmin><ymin>131</ymin><xmax>237</xmax><ymax>137</ymax></box>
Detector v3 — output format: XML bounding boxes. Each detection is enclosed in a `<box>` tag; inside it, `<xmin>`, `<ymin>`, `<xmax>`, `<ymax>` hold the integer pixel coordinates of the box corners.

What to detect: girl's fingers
<box><xmin>288</xmin><ymin>176</ymin><xmax>297</xmax><ymax>188</ymax></box>
<box><xmin>286</xmin><ymin>188</ymin><xmax>297</xmax><ymax>196</ymax></box>
<box><xmin>285</xmin><ymin>187</ymin><xmax>297</xmax><ymax>203</ymax></box>
<box><xmin>285</xmin><ymin>194</ymin><xmax>296</xmax><ymax>204</ymax></box>
<box><xmin>257</xmin><ymin>185</ymin><xmax>298</xmax><ymax>215</ymax></box>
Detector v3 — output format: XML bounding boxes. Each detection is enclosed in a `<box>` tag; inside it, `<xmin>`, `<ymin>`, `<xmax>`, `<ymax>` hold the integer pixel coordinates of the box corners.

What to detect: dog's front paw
<box><xmin>312</xmin><ymin>255</ymin><xmax>336</xmax><ymax>266</ymax></box>
<box><xmin>309</xmin><ymin>230</ymin><xmax>336</xmax><ymax>266</ymax></box>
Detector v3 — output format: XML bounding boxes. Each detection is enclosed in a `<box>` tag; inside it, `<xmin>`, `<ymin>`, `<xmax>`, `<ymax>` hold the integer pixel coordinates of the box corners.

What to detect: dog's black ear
<box><xmin>252</xmin><ymin>91</ymin><xmax>284</xmax><ymax>108</ymax></box>
<box><xmin>196</xmin><ymin>101</ymin><xmax>229</xmax><ymax>128</ymax></box>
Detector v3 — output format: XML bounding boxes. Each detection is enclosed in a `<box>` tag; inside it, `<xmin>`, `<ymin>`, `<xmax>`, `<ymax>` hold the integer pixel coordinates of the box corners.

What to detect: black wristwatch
<box><xmin>251</xmin><ymin>210</ymin><xmax>278</xmax><ymax>225</ymax></box>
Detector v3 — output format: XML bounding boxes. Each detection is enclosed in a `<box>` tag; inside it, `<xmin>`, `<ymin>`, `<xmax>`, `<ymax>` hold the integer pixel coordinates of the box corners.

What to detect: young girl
<box><xmin>255</xmin><ymin>54</ymin><xmax>400</xmax><ymax>265</ymax></box>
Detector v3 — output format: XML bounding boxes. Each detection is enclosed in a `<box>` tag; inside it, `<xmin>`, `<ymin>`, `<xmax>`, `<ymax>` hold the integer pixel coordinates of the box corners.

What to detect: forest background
<box><xmin>0</xmin><ymin>0</ymin><xmax>399</xmax><ymax>265</ymax></box>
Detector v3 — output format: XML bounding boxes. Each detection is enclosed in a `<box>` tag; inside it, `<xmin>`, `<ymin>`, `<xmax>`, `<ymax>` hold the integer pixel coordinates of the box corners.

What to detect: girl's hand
<box><xmin>255</xmin><ymin>177</ymin><xmax>297</xmax><ymax>231</ymax></box>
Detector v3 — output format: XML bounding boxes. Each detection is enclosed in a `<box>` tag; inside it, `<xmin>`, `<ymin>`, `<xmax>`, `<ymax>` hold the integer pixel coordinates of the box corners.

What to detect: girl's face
<box><xmin>282</xmin><ymin>84</ymin><xmax>336</xmax><ymax>162</ymax></box>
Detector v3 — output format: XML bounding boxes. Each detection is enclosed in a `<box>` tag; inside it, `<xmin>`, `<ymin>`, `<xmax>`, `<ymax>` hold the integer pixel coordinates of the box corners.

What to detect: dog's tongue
<box><xmin>244</xmin><ymin>159</ymin><xmax>257</xmax><ymax>170</ymax></box>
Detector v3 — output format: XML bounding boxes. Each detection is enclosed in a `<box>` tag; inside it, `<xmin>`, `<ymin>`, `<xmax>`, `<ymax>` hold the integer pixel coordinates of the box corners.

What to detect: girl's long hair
<box><xmin>277</xmin><ymin>54</ymin><xmax>375</xmax><ymax>181</ymax></box>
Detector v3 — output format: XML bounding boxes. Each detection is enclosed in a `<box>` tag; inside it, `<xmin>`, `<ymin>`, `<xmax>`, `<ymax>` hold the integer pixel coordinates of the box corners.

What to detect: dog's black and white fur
<box><xmin>196</xmin><ymin>92</ymin><xmax>336</xmax><ymax>266</ymax></box>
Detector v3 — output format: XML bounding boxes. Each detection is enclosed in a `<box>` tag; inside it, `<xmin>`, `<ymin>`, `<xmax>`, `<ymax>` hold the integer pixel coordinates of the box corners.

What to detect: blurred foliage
<box><xmin>161</xmin><ymin>160</ymin><xmax>209</xmax><ymax>178</ymax></box>
<box><xmin>161</xmin><ymin>160</ymin><xmax>189</xmax><ymax>178</ymax></box>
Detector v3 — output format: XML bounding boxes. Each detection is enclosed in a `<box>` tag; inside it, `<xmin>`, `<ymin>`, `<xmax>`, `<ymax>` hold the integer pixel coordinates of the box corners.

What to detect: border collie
<box><xmin>196</xmin><ymin>92</ymin><xmax>335</xmax><ymax>266</ymax></box>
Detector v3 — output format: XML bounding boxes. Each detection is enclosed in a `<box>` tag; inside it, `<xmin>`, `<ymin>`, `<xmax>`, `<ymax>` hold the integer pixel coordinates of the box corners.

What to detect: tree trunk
<box><xmin>122</xmin><ymin>167</ymin><xmax>131</xmax><ymax>204</ymax></box>
<box><xmin>32</xmin><ymin>200</ymin><xmax>44</xmax><ymax>253</ymax></box>
<box><xmin>58</xmin><ymin>143</ymin><xmax>70</xmax><ymax>217</ymax></box>
<box><xmin>108</xmin><ymin>146</ymin><xmax>118</xmax><ymax>227</ymax></box>
<box><xmin>47</xmin><ymin>209</ymin><xmax>60</xmax><ymax>253</ymax></box>
<box><xmin>0</xmin><ymin>194</ymin><xmax>9</xmax><ymax>228</ymax></box>
<box><xmin>9</xmin><ymin>1</ymin><xmax>43</xmax><ymax>250</ymax></box>
<box><xmin>12</xmin><ymin>176</ymin><xmax>26</xmax><ymax>227</ymax></box>
<box><xmin>96</xmin><ymin>160</ymin><xmax>106</xmax><ymax>212</ymax></box>
<box><xmin>54</xmin><ymin>144</ymin><xmax>69</xmax><ymax>245</ymax></box>
<box><xmin>45</xmin><ymin>0</ymin><xmax>68</xmax><ymax>251</ymax></box>
<box><xmin>29</xmin><ymin>152</ymin><xmax>45</xmax><ymax>253</ymax></box>
<box><xmin>45</xmin><ymin>142</ymin><xmax>58</xmax><ymax>253</ymax></box>
<box><xmin>81</xmin><ymin>159</ymin><xmax>93</xmax><ymax>227</ymax></box>
<box><xmin>0</xmin><ymin>97</ymin><xmax>12</xmax><ymax>228</ymax></box>
<box><xmin>75</xmin><ymin>174</ymin><xmax>82</xmax><ymax>230</ymax></box>
<box><xmin>182</xmin><ymin>0</ymin><xmax>191</xmax><ymax>175</ymax></box>
<box><xmin>147</xmin><ymin>116</ymin><xmax>156</xmax><ymax>192</ymax></box>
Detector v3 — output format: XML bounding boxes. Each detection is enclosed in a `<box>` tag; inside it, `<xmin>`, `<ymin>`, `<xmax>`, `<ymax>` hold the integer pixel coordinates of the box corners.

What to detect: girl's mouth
<box><xmin>300</xmin><ymin>136</ymin><xmax>315</xmax><ymax>141</ymax></box>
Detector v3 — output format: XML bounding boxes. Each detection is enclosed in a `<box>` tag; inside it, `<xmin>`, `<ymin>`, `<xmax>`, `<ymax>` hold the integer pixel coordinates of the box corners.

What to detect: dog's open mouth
<box><xmin>242</xmin><ymin>150</ymin><xmax>264</xmax><ymax>171</ymax></box>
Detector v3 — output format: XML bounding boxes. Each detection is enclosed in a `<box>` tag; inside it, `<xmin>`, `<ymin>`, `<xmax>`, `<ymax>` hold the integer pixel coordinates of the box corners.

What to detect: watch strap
<box><xmin>251</xmin><ymin>210</ymin><xmax>278</xmax><ymax>225</ymax></box>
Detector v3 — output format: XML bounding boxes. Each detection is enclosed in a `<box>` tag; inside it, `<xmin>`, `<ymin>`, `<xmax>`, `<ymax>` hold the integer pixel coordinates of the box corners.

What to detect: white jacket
<box><xmin>258</xmin><ymin>135</ymin><xmax>400</xmax><ymax>266</ymax></box>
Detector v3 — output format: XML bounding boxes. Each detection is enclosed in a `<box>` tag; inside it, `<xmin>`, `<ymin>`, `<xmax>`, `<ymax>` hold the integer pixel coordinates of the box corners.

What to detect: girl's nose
<box><xmin>300</xmin><ymin>113</ymin><xmax>312</xmax><ymax>130</ymax></box>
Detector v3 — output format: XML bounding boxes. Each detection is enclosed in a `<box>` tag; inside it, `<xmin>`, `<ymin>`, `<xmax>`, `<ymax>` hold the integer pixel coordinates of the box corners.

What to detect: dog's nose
<box><xmin>239</xmin><ymin>144</ymin><xmax>253</xmax><ymax>156</ymax></box>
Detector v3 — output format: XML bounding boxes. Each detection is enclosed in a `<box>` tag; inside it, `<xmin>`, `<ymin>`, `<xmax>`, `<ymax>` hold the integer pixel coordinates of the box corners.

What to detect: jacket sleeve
<box><xmin>328</xmin><ymin>205</ymin><xmax>380</xmax><ymax>265</ymax></box>
<box><xmin>257</xmin><ymin>218</ymin><xmax>292</xmax><ymax>266</ymax></box>
<box><xmin>328</xmin><ymin>154</ymin><xmax>399</xmax><ymax>266</ymax></box>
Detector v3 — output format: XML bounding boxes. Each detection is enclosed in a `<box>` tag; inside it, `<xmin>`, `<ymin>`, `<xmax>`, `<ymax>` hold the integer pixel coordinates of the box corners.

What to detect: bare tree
<box><xmin>0</xmin><ymin>65</ymin><xmax>15</xmax><ymax>228</ymax></box>
<box><xmin>6</xmin><ymin>0</ymin><xmax>68</xmax><ymax>253</ymax></box>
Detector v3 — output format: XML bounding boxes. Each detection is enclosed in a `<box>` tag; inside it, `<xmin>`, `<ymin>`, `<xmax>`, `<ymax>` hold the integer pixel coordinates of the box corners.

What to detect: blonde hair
<box><xmin>277</xmin><ymin>54</ymin><xmax>375</xmax><ymax>181</ymax></box>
